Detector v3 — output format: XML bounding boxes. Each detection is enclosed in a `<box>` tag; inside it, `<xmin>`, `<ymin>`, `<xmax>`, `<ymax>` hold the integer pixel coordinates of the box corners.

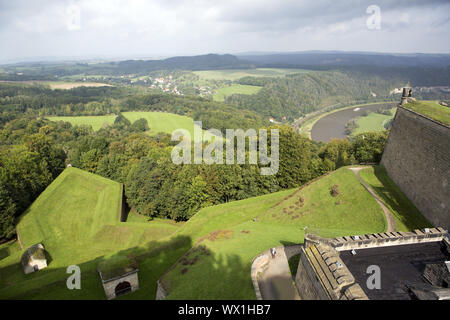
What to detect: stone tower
<box><xmin>400</xmin><ymin>82</ymin><xmax>413</xmax><ymax>105</ymax></box>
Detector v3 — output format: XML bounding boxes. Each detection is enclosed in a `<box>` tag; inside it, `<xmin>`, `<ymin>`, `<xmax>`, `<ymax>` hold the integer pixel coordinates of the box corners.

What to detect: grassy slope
<box><xmin>0</xmin><ymin>166</ymin><xmax>428</xmax><ymax>299</ymax></box>
<box><xmin>161</xmin><ymin>167</ymin><xmax>387</xmax><ymax>299</ymax></box>
<box><xmin>358</xmin><ymin>166</ymin><xmax>432</xmax><ymax>231</ymax></box>
<box><xmin>352</xmin><ymin>108</ymin><xmax>396</xmax><ymax>135</ymax></box>
<box><xmin>213</xmin><ymin>84</ymin><xmax>261</xmax><ymax>102</ymax></box>
<box><xmin>404</xmin><ymin>100</ymin><xmax>450</xmax><ymax>126</ymax></box>
<box><xmin>0</xmin><ymin>168</ymin><xmax>183</xmax><ymax>298</ymax></box>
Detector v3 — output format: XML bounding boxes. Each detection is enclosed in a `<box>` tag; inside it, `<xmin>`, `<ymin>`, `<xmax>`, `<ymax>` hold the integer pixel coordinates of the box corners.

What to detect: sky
<box><xmin>1</xmin><ymin>0</ymin><xmax>450</xmax><ymax>63</ymax></box>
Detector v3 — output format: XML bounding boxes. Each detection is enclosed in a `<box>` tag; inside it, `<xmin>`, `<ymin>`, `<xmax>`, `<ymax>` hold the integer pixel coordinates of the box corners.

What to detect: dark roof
<box><xmin>98</xmin><ymin>255</ymin><xmax>138</xmax><ymax>281</ymax></box>
<box><xmin>340</xmin><ymin>241</ymin><xmax>450</xmax><ymax>300</ymax></box>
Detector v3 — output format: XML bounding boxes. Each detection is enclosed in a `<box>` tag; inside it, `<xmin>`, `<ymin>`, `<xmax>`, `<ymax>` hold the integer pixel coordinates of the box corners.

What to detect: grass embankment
<box><xmin>0</xmin><ymin>168</ymin><xmax>184</xmax><ymax>299</ymax></box>
<box><xmin>213</xmin><ymin>84</ymin><xmax>261</xmax><ymax>102</ymax></box>
<box><xmin>358</xmin><ymin>166</ymin><xmax>431</xmax><ymax>231</ymax></box>
<box><xmin>404</xmin><ymin>100</ymin><xmax>450</xmax><ymax>126</ymax></box>
<box><xmin>0</xmin><ymin>166</ymin><xmax>429</xmax><ymax>299</ymax></box>
<box><xmin>160</xmin><ymin>167</ymin><xmax>387</xmax><ymax>299</ymax></box>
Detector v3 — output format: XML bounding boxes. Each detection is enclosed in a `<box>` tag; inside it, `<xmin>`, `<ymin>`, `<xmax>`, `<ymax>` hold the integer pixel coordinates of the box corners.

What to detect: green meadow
<box><xmin>0</xmin><ymin>166</ymin><xmax>429</xmax><ymax>299</ymax></box>
<box><xmin>46</xmin><ymin>115</ymin><xmax>117</xmax><ymax>131</ymax></box>
<box><xmin>48</xmin><ymin>112</ymin><xmax>218</xmax><ymax>141</ymax></box>
<box><xmin>352</xmin><ymin>108</ymin><xmax>396</xmax><ymax>135</ymax></box>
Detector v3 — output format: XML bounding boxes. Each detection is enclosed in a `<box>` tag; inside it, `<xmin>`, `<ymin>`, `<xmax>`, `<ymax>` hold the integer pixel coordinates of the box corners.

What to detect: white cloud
<box><xmin>0</xmin><ymin>0</ymin><xmax>449</xmax><ymax>62</ymax></box>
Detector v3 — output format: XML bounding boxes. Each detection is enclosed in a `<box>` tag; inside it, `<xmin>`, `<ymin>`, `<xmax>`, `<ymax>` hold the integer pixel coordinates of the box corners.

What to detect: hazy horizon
<box><xmin>1</xmin><ymin>0</ymin><xmax>450</xmax><ymax>63</ymax></box>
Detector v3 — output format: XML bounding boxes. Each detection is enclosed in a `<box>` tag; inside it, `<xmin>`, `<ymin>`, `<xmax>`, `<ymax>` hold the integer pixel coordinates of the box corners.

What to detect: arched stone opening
<box><xmin>115</xmin><ymin>281</ymin><xmax>131</xmax><ymax>297</ymax></box>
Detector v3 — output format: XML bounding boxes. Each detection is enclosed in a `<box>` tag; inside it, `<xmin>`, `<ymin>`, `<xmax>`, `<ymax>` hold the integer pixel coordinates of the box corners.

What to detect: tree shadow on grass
<box><xmin>0</xmin><ymin>247</ymin><xmax>8</xmax><ymax>261</ymax></box>
<box><xmin>372</xmin><ymin>165</ymin><xmax>431</xmax><ymax>230</ymax></box>
<box><xmin>158</xmin><ymin>244</ymin><xmax>255</xmax><ymax>300</ymax></box>
<box><xmin>0</xmin><ymin>235</ymin><xmax>193</xmax><ymax>300</ymax></box>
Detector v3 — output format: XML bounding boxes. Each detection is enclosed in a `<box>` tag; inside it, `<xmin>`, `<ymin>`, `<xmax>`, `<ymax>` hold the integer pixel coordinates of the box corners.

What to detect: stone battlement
<box><xmin>305</xmin><ymin>227</ymin><xmax>448</xmax><ymax>251</ymax></box>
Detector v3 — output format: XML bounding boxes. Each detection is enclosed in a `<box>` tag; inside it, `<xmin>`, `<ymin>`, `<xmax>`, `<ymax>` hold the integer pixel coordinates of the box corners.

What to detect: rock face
<box><xmin>381</xmin><ymin>106</ymin><xmax>450</xmax><ymax>230</ymax></box>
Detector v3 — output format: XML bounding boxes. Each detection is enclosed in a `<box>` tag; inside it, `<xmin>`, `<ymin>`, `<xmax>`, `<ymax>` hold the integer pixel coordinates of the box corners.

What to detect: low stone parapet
<box><xmin>306</xmin><ymin>227</ymin><xmax>448</xmax><ymax>252</ymax></box>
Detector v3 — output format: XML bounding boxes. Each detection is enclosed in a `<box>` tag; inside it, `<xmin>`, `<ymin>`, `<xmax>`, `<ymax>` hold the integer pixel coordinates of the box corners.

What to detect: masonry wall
<box><xmin>294</xmin><ymin>248</ymin><xmax>329</xmax><ymax>300</ymax></box>
<box><xmin>102</xmin><ymin>271</ymin><xmax>139</xmax><ymax>300</ymax></box>
<box><xmin>381</xmin><ymin>107</ymin><xmax>450</xmax><ymax>230</ymax></box>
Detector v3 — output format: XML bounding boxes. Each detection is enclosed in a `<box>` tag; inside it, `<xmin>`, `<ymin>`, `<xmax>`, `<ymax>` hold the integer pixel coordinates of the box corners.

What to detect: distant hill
<box><xmin>238</xmin><ymin>51</ymin><xmax>450</xmax><ymax>68</ymax></box>
<box><xmin>114</xmin><ymin>54</ymin><xmax>253</xmax><ymax>73</ymax></box>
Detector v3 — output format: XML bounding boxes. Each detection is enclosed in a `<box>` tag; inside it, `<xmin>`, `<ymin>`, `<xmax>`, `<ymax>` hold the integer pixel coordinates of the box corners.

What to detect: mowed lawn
<box><xmin>404</xmin><ymin>100</ymin><xmax>450</xmax><ymax>126</ymax></box>
<box><xmin>352</xmin><ymin>108</ymin><xmax>396</xmax><ymax>135</ymax></box>
<box><xmin>0</xmin><ymin>166</ymin><xmax>429</xmax><ymax>299</ymax></box>
<box><xmin>160</xmin><ymin>167</ymin><xmax>389</xmax><ymax>299</ymax></box>
<box><xmin>0</xmin><ymin>168</ymin><xmax>184</xmax><ymax>299</ymax></box>
<box><xmin>213</xmin><ymin>84</ymin><xmax>261</xmax><ymax>102</ymax></box>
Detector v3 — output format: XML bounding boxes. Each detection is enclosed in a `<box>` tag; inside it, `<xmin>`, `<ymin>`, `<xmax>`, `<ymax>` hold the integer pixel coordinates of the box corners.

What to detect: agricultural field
<box><xmin>47</xmin><ymin>112</ymin><xmax>218</xmax><ymax>140</ymax></box>
<box><xmin>404</xmin><ymin>100</ymin><xmax>450</xmax><ymax>126</ymax></box>
<box><xmin>0</xmin><ymin>80</ymin><xmax>112</xmax><ymax>90</ymax></box>
<box><xmin>351</xmin><ymin>108</ymin><xmax>396</xmax><ymax>135</ymax></box>
<box><xmin>0</xmin><ymin>166</ymin><xmax>429</xmax><ymax>299</ymax></box>
<box><xmin>194</xmin><ymin>68</ymin><xmax>311</xmax><ymax>81</ymax></box>
<box><xmin>47</xmin><ymin>115</ymin><xmax>117</xmax><ymax>131</ymax></box>
<box><xmin>44</xmin><ymin>81</ymin><xmax>112</xmax><ymax>90</ymax></box>
<box><xmin>121</xmin><ymin>112</ymin><xmax>218</xmax><ymax>141</ymax></box>
<box><xmin>213</xmin><ymin>84</ymin><xmax>262</xmax><ymax>102</ymax></box>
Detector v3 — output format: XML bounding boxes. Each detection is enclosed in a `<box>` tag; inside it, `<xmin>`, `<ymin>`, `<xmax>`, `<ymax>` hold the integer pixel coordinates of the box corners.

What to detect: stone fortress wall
<box><xmin>294</xmin><ymin>228</ymin><xmax>448</xmax><ymax>300</ymax></box>
<box><xmin>381</xmin><ymin>106</ymin><xmax>450</xmax><ymax>230</ymax></box>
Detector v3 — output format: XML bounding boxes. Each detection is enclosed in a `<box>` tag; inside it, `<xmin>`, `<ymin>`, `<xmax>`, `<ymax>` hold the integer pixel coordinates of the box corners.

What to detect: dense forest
<box><xmin>0</xmin><ymin>82</ymin><xmax>388</xmax><ymax>240</ymax></box>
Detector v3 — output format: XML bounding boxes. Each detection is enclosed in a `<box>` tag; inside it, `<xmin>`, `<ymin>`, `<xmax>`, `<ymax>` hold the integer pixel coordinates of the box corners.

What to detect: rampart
<box><xmin>381</xmin><ymin>106</ymin><xmax>450</xmax><ymax>229</ymax></box>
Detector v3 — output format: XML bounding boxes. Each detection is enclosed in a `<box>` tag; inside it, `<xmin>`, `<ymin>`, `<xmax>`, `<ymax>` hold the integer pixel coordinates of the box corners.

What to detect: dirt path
<box><xmin>348</xmin><ymin>167</ymin><xmax>396</xmax><ymax>232</ymax></box>
<box><xmin>257</xmin><ymin>247</ymin><xmax>300</xmax><ymax>300</ymax></box>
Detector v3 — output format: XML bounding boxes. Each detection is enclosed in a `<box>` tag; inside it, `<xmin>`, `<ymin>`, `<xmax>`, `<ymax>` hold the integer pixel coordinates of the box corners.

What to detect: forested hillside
<box><xmin>229</xmin><ymin>69</ymin><xmax>450</xmax><ymax>121</ymax></box>
<box><xmin>0</xmin><ymin>83</ymin><xmax>265</xmax><ymax>132</ymax></box>
<box><xmin>0</xmin><ymin>82</ymin><xmax>387</xmax><ymax>241</ymax></box>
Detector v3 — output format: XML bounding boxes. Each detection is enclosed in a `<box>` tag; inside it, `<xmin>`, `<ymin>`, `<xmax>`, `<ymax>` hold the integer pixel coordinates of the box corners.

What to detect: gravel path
<box><xmin>348</xmin><ymin>166</ymin><xmax>397</xmax><ymax>232</ymax></box>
